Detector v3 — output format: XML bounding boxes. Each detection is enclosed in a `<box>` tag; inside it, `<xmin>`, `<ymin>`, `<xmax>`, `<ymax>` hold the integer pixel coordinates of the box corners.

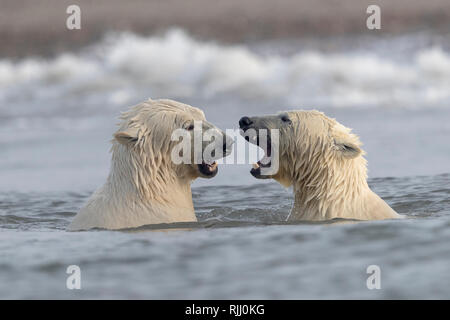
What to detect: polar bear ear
<box><xmin>332</xmin><ymin>124</ymin><xmax>362</xmax><ymax>159</ymax></box>
<box><xmin>334</xmin><ymin>139</ymin><xmax>362</xmax><ymax>159</ymax></box>
<box><xmin>114</xmin><ymin>127</ymin><xmax>140</xmax><ymax>146</ymax></box>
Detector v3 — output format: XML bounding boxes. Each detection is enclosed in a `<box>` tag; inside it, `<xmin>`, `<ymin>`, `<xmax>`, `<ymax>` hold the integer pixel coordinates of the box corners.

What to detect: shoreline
<box><xmin>1</xmin><ymin>0</ymin><xmax>450</xmax><ymax>58</ymax></box>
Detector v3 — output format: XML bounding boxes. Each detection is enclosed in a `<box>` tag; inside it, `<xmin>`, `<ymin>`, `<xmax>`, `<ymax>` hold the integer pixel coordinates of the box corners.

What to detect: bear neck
<box><xmin>289</xmin><ymin>154</ymin><xmax>371</xmax><ymax>221</ymax></box>
<box><xmin>101</xmin><ymin>144</ymin><xmax>197</xmax><ymax>226</ymax></box>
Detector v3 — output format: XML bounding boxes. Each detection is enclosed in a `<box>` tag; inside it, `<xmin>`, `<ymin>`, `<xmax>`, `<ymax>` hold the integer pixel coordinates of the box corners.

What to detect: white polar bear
<box><xmin>239</xmin><ymin>110</ymin><xmax>402</xmax><ymax>221</ymax></box>
<box><xmin>69</xmin><ymin>99</ymin><xmax>232</xmax><ymax>231</ymax></box>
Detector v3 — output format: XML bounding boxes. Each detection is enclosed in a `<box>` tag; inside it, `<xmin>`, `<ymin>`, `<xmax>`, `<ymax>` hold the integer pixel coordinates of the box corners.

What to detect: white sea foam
<box><xmin>1</xmin><ymin>29</ymin><xmax>450</xmax><ymax>121</ymax></box>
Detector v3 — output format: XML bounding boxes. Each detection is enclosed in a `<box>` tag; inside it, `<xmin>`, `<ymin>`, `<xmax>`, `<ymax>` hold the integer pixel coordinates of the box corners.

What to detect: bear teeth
<box><xmin>210</xmin><ymin>162</ymin><xmax>218</xmax><ymax>170</ymax></box>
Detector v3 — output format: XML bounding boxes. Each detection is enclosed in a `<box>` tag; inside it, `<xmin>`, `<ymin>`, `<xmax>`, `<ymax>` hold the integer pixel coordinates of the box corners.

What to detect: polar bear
<box><xmin>239</xmin><ymin>110</ymin><xmax>402</xmax><ymax>221</ymax></box>
<box><xmin>69</xmin><ymin>99</ymin><xmax>232</xmax><ymax>231</ymax></box>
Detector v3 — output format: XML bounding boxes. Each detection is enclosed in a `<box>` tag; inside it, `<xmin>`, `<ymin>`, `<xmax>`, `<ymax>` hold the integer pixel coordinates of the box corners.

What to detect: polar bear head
<box><xmin>113</xmin><ymin>99</ymin><xmax>232</xmax><ymax>195</ymax></box>
<box><xmin>239</xmin><ymin>110</ymin><xmax>366</xmax><ymax>188</ymax></box>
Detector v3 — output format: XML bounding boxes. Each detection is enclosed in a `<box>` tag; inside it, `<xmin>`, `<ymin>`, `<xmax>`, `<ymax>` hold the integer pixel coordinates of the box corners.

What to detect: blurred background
<box><xmin>2</xmin><ymin>0</ymin><xmax>450</xmax><ymax>57</ymax></box>
<box><xmin>1</xmin><ymin>0</ymin><xmax>450</xmax><ymax>191</ymax></box>
<box><xmin>1</xmin><ymin>0</ymin><xmax>450</xmax><ymax>300</ymax></box>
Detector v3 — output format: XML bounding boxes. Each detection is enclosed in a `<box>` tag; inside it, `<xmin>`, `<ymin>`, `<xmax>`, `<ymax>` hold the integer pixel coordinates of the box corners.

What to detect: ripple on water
<box><xmin>0</xmin><ymin>174</ymin><xmax>449</xmax><ymax>299</ymax></box>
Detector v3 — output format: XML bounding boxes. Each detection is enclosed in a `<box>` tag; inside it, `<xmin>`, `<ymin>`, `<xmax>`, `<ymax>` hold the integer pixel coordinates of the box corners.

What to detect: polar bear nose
<box><xmin>223</xmin><ymin>134</ymin><xmax>234</xmax><ymax>155</ymax></box>
<box><xmin>239</xmin><ymin>116</ymin><xmax>253</xmax><ymax>129</ymax></box>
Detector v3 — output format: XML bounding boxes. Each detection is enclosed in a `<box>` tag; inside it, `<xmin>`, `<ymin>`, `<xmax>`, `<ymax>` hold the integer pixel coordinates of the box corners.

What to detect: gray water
<box><xmin>0</xmin><ymin>174</ymin><xmax>449</xmax><ymax>299</ymax></box>
<box><xmin>1</xmin><ymin>30</ymin><xmax>450</xmax><ymax>299</ymax></box>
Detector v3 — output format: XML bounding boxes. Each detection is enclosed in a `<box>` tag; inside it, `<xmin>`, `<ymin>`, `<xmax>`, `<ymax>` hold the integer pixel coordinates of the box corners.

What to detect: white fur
<box><xmin>69</xmin><ymin>99</ymin><xmax>221</xmax><ymax>230</ymax></box>
<box><xmin>267</xmin><ymin>110</ymin><xmax>402</xmax><ymax>221</ymax></box>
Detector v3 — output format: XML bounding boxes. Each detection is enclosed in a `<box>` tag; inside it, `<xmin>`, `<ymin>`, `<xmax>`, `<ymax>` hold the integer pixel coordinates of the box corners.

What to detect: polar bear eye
<box><xmin>281</xmin><ymin>115</ymin><xmax>291</xmax><ymax>124</ymax></box>
<box><xmin>186</xmin><ymin>123</ymin><xmax>195</xmax><ymax>131</ymax></box>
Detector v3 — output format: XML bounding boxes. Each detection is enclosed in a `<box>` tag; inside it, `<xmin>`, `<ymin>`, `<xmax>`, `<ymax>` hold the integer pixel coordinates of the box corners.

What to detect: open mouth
<box><xmin>243</xmin><ymin>130</ymin><xmax>272</xmax><ymax>179</ymax></box>
<box><xmin>198</xmin><ymin>160</ymin><xmax>218</xmax><ymax>177</ymax></box>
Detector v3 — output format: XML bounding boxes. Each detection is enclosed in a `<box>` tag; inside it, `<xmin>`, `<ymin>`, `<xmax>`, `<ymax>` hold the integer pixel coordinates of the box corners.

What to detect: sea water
<box><xmin>0</xmin><ymin>30</ymin><xmax>449</xmax><ymax>299</ymax></box>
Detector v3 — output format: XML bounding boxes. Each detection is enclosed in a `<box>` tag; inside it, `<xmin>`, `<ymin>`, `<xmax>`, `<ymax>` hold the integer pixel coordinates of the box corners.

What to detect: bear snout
<box><xmin>239</xmin><ymin>116</ymin><xmax>253</xmax><ymax>130</ymax></box>
<box><xmin>223</xmin><ymin>134</ymin><xmax>234</xmax><ymax>156</ymax></box>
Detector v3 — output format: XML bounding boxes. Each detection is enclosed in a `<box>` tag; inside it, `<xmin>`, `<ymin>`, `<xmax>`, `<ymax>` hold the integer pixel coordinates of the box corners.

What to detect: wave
<box><xmin>1</xmin><ymin>29</ymin><xmax>450</xmax><ymax>120</ymax></box>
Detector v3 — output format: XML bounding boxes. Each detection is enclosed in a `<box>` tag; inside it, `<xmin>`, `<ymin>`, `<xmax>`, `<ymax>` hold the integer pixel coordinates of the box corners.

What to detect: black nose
<box><xmin>239</xmin><ymin>116</ymin><xmax>253</xmax><ymax>129</ymax></box>
<box><xmin>223</xmin><ymin>135</ymin><xmax>234</xmax><ymax>155</ymax></box>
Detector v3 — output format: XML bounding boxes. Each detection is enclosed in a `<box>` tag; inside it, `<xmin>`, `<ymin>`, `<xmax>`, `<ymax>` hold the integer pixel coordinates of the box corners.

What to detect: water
<box><xmin>0</xmin><ymin>29</ymin><xmax>450</xmax><ymax>299</ymax></box>
<box><xmin>1</xmin><ymin>175</ymin><xmax>449</xmax><ymax>299</ymax></box>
